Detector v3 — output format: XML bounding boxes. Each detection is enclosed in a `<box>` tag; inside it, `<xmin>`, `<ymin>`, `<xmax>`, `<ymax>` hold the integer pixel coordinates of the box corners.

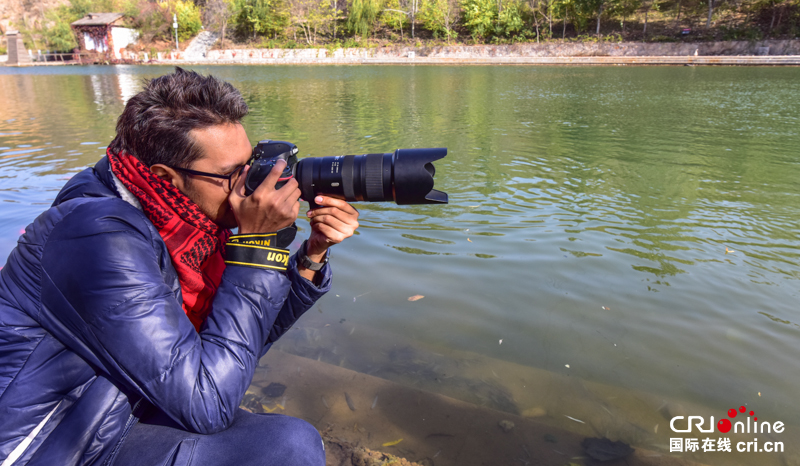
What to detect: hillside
<box><xmin>2</xmin><ymin>0</ymin><xmax>797</xmax><ymax>55</ymax></box>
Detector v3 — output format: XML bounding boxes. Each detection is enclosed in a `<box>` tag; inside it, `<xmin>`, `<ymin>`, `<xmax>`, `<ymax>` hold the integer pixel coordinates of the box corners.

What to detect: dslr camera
<box><xmin>244</xmin><ymin>140</ymin><xmax>448</xmax><ymax>207</ymax></box>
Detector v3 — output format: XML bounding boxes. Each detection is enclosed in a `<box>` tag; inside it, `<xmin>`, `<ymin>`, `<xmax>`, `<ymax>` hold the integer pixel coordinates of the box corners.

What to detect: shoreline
<box><xmin>164</xmin><ymin>56</ymin><xmax>800</xmax><ymax>66</ymax></box>
<box><xmin>9</xmin><ymin>55</ymin><xmax>800</xmax><ymax>67</ymax></box>
<box><xmin>5</xmin><ymin>40</ymin><xmax>800</xmax><ymax>67</ymax></box>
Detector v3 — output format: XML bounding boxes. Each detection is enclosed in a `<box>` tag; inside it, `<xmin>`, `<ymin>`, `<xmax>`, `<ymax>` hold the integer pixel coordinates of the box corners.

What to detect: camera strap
<box><xmin>225</xmin><ymin>224</ymin><xmax>297</xmax><ymax>271</ymax></box>
<box><xmin>225</xmin><ymin>242</ymin><xmax>290</xmax><ymax>271</ymax></box>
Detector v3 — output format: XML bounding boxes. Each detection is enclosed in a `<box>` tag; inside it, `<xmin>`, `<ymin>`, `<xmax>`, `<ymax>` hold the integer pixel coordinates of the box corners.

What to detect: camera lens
<box><xmin>295</xmin><ymin>148</ymin><xmax>448</xmax><ymax>205</ymax></box>
<box><xmin>296</xmin><ymin>153</ymin><xmax>392</xmax><ymax>202</ymax></box>
<box><xmin>243</xmin><ymin>141</ymin><xmax>448</xmax><ymax>205</ymax></box>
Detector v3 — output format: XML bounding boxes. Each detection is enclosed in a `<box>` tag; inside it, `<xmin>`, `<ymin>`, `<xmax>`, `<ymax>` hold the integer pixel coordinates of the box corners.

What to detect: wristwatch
<box><xmin>298</xmin><ymin>240</ymin><xmax>329</xmax><ymax>272</ymax></box>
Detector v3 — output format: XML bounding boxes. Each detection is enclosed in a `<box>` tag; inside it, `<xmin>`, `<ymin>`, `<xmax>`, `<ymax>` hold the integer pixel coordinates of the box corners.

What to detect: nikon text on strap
<box><xmin>225</xmin><ymin>240</ymin><xmax>291</xmax><ymax>271</ymax></box>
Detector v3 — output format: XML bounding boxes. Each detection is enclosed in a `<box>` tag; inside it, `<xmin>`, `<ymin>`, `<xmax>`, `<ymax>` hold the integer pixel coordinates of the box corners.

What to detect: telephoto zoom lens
<box><xmin>243</xmin><ymin>141</ymin><xmax>448</xmax><ymax>206</ymax></box>
<box><xmin>295</xmin><ymin>148</ymin><xmax>448</xmax><ymax>205</ymax></box>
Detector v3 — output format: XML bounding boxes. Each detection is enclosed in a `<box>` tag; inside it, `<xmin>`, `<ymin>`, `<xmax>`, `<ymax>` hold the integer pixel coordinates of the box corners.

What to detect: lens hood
<box><xmin>392</xmin><ymin>148</ymin><xmax>448</xmax><ymax>205</ymax></box>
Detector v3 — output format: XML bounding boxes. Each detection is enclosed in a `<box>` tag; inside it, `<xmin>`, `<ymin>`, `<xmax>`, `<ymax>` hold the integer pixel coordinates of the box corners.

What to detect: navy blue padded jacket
<box><xmin>0</xmin><ymin>156</ymin><xmax>330</xmax><ymax>465</ymax></box>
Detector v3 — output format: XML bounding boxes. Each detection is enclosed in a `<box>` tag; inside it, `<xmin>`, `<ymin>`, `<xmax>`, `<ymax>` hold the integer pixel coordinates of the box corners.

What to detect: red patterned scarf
<box><xmin>107</xmin><ymin>149</ymin><xmax>231</xmax><ymax>331</ymax></box>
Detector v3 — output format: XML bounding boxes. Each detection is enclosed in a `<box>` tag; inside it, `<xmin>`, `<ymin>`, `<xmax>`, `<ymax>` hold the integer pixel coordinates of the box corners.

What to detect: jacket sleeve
<box><xmin>38</xmin><ymin>200</ymin><xmax>297</xmax><ymax>434</ymax></box>
<box><xmin>264</xmin><ymin>253</ymin><xmax>331</xmax><ymax>349</ymax></box>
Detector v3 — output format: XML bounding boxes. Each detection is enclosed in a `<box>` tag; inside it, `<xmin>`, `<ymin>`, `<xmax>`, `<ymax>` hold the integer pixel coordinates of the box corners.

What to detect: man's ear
<box><xmin>150</xmin><ymin>164</ymin><xmax>185</xmax><ymax>189</ymax></box>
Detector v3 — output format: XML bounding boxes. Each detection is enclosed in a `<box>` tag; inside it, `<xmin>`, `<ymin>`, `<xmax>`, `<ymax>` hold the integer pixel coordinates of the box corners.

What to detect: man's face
<box><xmin>179</xmin><ymin>123</ymin><xmax>252</xmax><ymax>229</ymax></box>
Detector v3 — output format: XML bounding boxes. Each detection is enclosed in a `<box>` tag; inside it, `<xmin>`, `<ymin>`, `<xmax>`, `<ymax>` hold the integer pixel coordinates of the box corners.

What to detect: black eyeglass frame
<box><xmin>173</xmin><ymin>165</ymin><xmax>246</xmax><ymax>192</ymax></box>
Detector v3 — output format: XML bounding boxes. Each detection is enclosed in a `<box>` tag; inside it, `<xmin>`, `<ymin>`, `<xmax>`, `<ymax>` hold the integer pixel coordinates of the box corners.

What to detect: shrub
<box><xmin>342</xmin><ymin>36</ymin><xmax>362</xmax><ymax>47</ymax></box>
<box><xmin>648</xmin><ymin>34</ymin><xmax>678</xmax><ymax>42</ymax></box>
<box><xmin>162</xmin><ymin>0</ymin><xmax>203</xmax><ymax>41</ymax></box>
<box><xmin>419</xmin><ymin>0</ymin><xmax>458</xmax><ymax>39</ymax></box>
<box><xmin>231</xmin><ymin>0</ymin><xmax>290</xmax><ymax>40</ymax></box>
<box><xmin>460</xmin><ymin>0</ymin><xmax>497</xmax><ymax>39</ymax></box>
<box><xmin>43</xmin><ymin>19</ymin><xmax>78</xmax><ymax>51</ymax></box>
<box><xmin>129</xmin><ymin>0</ymin><xmax>171</xmax><ymax>42</ymax></box>
<box><xmin>496</xmin><ymin>0</ymin><xmax>524</xmax><ymax>36</ymax></box>
<box><xmin>720</xmin><ymin>25</ymin><xmax>763</xmax><ymax>41</ymax></box>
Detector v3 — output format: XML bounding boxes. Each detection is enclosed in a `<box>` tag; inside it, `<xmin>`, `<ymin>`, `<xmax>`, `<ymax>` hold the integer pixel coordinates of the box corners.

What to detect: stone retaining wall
<box><xmin>152</xmin><ymin>39</ymin><xmax>800</xmax><ymax>62</ymax></box>
<box><xmin>394</xmin><ymin>39</ymin><xmax>800</xmax><ymax>57</ymax></box>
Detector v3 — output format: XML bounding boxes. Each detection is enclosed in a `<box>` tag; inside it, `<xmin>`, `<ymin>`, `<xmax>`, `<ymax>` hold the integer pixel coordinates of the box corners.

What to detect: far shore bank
<box><xmin>5</xmin><ymin>40</ymin><xmax>800</xmax><ymax>67</ymax></box>
<box><xmin>143</xmin><ymin>39</ymin><xmax>800</xmax><ymax>66</ymax></box>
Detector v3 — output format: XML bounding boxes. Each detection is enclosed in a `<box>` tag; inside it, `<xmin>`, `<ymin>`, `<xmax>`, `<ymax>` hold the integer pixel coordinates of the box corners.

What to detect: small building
<box><xmin>70</xmin><ymin>13</ymin><xmax>138</xmax><ymax>60</ymax></box>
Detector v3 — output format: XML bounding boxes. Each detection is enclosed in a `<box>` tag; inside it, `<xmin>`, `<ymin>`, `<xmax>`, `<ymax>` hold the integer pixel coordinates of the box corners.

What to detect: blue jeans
<box><xmin>112</xmin><ymin>408</ymin><xmax>325</xmax><ymax>466</ymax></box>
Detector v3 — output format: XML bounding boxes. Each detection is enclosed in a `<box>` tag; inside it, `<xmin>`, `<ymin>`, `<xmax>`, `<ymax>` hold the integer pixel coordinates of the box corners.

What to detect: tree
<box><xmin>381</xmin><ymin>0</ymin><xmax>410</xmax><ymax>37</ymax></box>
<box><xmin>460</xmin><ymin>0</ymin><xmax>498</xmax><ymax>38</ymax></box>
<box><xmin>166</xmin><ymin>0</ymin><xmax>203</xmax><ymax>41</ymax></box>
<box><xmin>290</xmin><ymin>0</ymin><xmax>335</xmax><ymax>43</ymax></box>
<box><xmin>551</xmin><ymin>0</ymin><xmax>574</xmax><ymax>37</ymax></box>
<box><xmin>418</xmin><ymin>0</ymin><xmax>458</xmax><ymax>39</ymax></box>
<box><xmin>527</xmin><ymin>0</ymin><xmax>554</xmax><ymax>40</ymax></box>
<box><xmin>128</xmin><ymin>1</ymin><xmax>173</xmax><ymax>43</ymax></box>
<box><xmin>707</xmin><ymin>0</ymin><xmax>714</xmax><ymax>26</ymax></box>
<box><xmin>570</xmin><ymin>0</ymin><xmax>602</xmax><ymax>32</ymax></box>
<box><xmin>595</xmin><ymin>0</ymin><xmax>603</xmax><ymax>33</ymax></box>
<box><xmin>205</xmin><ymin>0</ymin><xmax>234</xmax><ymax>44</ymax></box>
<box><xmin>346</xmin><ymin>0</ymin><xmax>383</xmax><ymax>37</ymax></box>
<box><xmin>607</xmin><ymin>0</ymin><xmax>640</xmax><ymax>32</ymax></box>
<box><xmin>43</xmin><ymin>5</ymin><xmax>80</xmax><ymax>51</ymax></box>
<box><xmin>640</xmin><ymin>0</ymin><xmax>654</xmax><ymax>38</ymax></box>
<box><xmin>43</xmin><ymin>19</ymin><xmax>78</xmax><ymax>51</ymax></box>
<box><xmin>496</xmin><ymin>0</ymin><xmax>525</xmax><ymax>36</ymax></box>
<box><xmin>331</xmin><ymin>0</ymin><xmax>343</xmax><ymax>38</ymax></box>
<box><xmin>232</xmin><ymin>0</ymin><xmax>289</xmax><ymax>39</ymax></box>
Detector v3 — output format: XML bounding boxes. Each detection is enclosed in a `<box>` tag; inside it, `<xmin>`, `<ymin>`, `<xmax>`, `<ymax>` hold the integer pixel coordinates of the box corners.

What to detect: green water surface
<box><xmin>1</xmin><ymin>64</ymin><xmax>799</xmax><ymax>463</ymax></box>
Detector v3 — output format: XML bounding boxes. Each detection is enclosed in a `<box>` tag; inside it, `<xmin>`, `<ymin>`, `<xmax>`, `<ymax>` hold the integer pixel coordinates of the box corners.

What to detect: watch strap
<box><xmin>299</xmin><ymin>240</ymin><xmax>328</xmax><ymax>272</ymax></box>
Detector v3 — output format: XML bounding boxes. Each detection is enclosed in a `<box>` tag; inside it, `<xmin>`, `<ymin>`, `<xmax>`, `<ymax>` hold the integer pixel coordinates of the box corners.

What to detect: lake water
<box><xmin>1</xmin><ymin>64</ymin><xmax>799</xmax><ymax>464</ymax></box>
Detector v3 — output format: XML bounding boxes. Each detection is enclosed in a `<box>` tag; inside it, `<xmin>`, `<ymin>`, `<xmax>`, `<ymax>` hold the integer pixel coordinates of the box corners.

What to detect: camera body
<box><xmin>244</xmin><ymin>140</ymin><xmax>298</xmax><ymax>194</ymax></box>
<box><xmin>244</xmin><ymin>140</ymin><xmax>448</xmax><ymax>207</ymax></box>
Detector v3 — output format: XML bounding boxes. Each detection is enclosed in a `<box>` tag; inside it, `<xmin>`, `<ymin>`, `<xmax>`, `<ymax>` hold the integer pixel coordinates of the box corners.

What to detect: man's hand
<box><xmin>228</xmin><ymin>160</ymin><xmax>301</xmax><ymax>234</ymax></box>
<box><xmin>297</xmin><ymin>196</ymin><xmax>359</xmax><ymax>281</ymax></box>
<box><xmin>305</xmin><ymin>196</ymin><xmax>359</xmax><ymax>258</ymax></box>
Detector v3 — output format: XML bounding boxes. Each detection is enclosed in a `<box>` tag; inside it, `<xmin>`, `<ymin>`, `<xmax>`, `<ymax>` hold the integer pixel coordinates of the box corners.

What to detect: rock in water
<box><xmin>498</xmin><ymin>420</ymin><xmax>515</xmax><ymax>433</ymax></box>
<box><xmin>659</xmin><ymin>401</ymin><xmax>686</xmax><ymax>420</ymax></box>
<box><xmin>241</xmin><ymin>393</ymin><xmax>263</xmax><ymax>413</ymax></box>
<box><xmin>581</xmin><ymin>437</ymin><xmax>634</xmax><ymax>462</ymax></box>
<box><xmin>522</xmin><ymin>407</ymin><xmax>547</xmax><ymax>418</ymax></box>
<box><xmin>262</xmin><ymin>382</ymin><xmax>287</xmax><ymax>398</ymax></box>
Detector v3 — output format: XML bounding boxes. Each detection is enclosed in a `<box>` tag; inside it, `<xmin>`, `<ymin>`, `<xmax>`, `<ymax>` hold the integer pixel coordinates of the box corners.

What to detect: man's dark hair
<box><xmin>109</xmin><ymin>67</ymin><xmax>249</xmax><ymax>168</ymax></box>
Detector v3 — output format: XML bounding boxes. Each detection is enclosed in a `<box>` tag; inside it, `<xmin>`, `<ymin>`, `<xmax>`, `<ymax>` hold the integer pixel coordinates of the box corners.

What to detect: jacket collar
<box><xmin>52</xmin><ymin>156</ymin><xmax>121</xmax><ymax>207</ymax></box>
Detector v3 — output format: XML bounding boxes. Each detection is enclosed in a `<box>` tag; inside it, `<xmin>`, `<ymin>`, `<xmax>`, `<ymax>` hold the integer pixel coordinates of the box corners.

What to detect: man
<box><xmin>0</xmin><ymin>68</ymin><xmax>359</xmax><ymax>465</ymax></box>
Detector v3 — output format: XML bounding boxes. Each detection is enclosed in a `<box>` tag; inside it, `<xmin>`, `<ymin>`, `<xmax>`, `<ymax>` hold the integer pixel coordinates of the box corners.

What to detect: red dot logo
<box><xmin>718</xmin><ymin>419</ymin><xmax>732</xmax><ymax>433</ymax></box>
<box><xmin>728</xmin><ymin>409</ymin><xmax>738</xmax><ymax>418</ymax></box>
<box><xmin>739</xmin><ymin>406</ymin><xmax>747</xmax><ymax>413</ymax></box>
